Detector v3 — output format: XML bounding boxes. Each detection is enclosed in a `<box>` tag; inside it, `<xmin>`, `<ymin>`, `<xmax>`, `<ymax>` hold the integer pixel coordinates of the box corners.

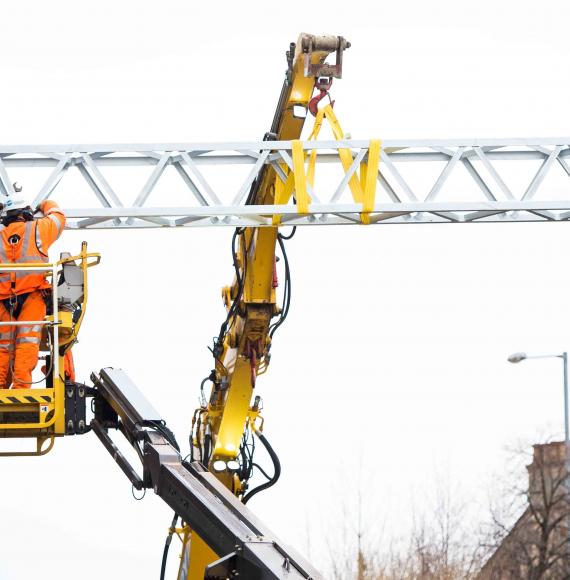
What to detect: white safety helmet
<box><xmin>1</xmin><ymin>182</ymin><xmax>30</xmax><ymax>214</ymax></box>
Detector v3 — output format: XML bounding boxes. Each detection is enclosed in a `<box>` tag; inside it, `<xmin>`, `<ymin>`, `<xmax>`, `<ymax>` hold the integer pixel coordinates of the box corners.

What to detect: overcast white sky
<box><xmin>1</xmin><ymin>1</ymin><xmax>570</xmax><ymax>578</ymax></box>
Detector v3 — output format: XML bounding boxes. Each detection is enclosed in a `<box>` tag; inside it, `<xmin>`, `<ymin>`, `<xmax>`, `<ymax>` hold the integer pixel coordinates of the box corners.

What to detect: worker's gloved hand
<box><xmin>38</xmin><ymin>200</ymin><xmax>60</xmax><ymax>215</ymax></box>
<box><xmin>37</xmin><ymin>201</ymin><xmax>49</xmax><ymax>215</ymax></box>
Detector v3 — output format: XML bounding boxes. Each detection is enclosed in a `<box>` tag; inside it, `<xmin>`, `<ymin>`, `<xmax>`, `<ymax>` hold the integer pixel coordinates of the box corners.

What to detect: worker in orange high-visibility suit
<box><xmin>0</xmin><ymin>195</ymin><xmax>65</xmax><ymax>389</ymax></box>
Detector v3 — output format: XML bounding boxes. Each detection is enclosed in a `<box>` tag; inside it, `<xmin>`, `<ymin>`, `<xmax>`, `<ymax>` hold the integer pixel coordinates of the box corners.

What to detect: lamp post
<box><xmin>508</xmin><ymin>351</ymin><xmax>569</xmax><ymax>444</ymax></box>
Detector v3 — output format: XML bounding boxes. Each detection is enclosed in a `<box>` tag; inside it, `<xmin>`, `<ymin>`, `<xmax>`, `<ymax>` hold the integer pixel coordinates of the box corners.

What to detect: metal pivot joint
<box><xmin>300</xmin><ymin>33</ymin><xmax>350</xmax><ymax>78</ymax></box>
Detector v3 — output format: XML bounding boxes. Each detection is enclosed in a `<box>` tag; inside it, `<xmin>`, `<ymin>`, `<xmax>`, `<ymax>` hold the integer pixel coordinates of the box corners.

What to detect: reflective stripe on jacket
<box><xmin>0</xmin><ymin>201</ymin><xmax>65</xmax><ymax>299</ymax></box>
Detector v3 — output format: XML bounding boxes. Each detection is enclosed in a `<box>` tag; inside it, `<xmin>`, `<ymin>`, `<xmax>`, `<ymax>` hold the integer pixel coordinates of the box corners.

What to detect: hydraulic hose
<box><xmin>159</xmin><ymin>512</ymin><xmax>178</xmax><ymax>580</ymax></box>
<box><xmin>242</xmin><ymin>431</ymin><xmax>281</xmax><ymax>504</ymax></box>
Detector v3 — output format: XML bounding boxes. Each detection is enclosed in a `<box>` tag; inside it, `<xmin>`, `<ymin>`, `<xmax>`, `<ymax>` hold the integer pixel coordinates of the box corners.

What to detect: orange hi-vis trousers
<box><xmin>0</xmin><ymin>291</ymin><xmax>45</xmax><ymax>389</ymax></box>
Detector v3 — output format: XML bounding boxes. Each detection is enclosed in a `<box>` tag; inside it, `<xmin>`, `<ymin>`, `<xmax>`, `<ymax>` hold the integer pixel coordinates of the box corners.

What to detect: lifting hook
<box><xmin>308</xmin><ymin>77</ymin><xmax>334</xmax><ymax>117</ymax></box>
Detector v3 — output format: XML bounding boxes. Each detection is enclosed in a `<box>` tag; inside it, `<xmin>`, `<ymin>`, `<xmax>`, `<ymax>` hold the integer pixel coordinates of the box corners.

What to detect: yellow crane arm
<box><xmin>180</xmin><ymin>36</ymin><xmax>350</xmax><ymax>578</ymax></box>
<box><xmin>196</xmin><ymin>36</ymin><xmax>351</xmax><ymax>495</ymax></box>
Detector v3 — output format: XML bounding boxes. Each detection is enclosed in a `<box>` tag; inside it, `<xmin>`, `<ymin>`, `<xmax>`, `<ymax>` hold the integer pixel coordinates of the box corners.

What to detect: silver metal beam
<box><xmin>2</xmin><ymin>139</ymin><xmax>570</xmax><ymax>228</ymax></box>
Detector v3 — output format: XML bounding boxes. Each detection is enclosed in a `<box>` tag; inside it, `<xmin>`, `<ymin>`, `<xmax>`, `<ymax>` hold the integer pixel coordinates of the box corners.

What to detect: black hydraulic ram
<box><xmin>90</xmin><ymin>368</ymin><xmax>323</xmax><ymax>580</ymax></box>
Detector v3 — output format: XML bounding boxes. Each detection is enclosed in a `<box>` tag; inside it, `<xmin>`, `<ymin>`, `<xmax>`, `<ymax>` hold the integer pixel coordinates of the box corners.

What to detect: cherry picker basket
<box><xmin>0</xmin><ymin>242</ymin><xmax>99</xmax><ymax>456</ymax></box>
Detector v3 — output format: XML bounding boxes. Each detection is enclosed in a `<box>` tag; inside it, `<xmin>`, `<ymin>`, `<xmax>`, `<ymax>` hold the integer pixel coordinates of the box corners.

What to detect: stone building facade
<box><xmin>478</xmin><ymin>442</ymin><xmax>570</xmax><ymax>579</ymax></box>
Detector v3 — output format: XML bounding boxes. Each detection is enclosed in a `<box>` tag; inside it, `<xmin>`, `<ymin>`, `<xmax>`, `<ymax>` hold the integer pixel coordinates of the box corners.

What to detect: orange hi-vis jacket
<box><xmin>0</xmin><ymin>200</ymin><xmax>66</xmax><ymax>299</ymax></box>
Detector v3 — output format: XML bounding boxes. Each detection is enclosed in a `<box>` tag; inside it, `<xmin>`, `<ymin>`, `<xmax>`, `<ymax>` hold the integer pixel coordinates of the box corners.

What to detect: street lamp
<box><xmin>507</xmin><ymin>351</ymin><xmax>569</xmax><ymax>444</ymax></box>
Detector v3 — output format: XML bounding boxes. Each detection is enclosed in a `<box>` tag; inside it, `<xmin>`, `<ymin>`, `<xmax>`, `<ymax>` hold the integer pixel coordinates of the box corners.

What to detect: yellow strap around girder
<box><xmin>272</xmin><ymin>104</ymin><xmax>381</xmax><ymax>225</ymax></box>
<box><xmin>272</xmin><ymin>119</ymin><xmax>319</xmax><ymax>225</ymax></box>
<box><xmin>292</xmin><ymin>140</ymin><xmax>311</xmax><ymax>214</ymax></box>
<box><xmin>360</xmin><ymin>138</ymin><xmax>381</xmax><ymax>224</ymax></box>
<box><xmin>306</xmin><ymin>107</ymin><xmax>325</xmax><ymax>189</ymax></box>
<box><xmin>320</xmin><ymin>104</ymin><xmax>365</xmax><ymax>203</ymax></box>
<box><xmin>272</xmin><ymin>164</ymin><xmax>295</xmax><ymax>226</ymax></box>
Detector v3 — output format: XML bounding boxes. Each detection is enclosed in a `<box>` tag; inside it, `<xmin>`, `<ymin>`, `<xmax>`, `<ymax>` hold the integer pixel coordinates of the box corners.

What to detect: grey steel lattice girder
<box><xmin>2</xmin><ymin>138</ymin><xmax>570</xmax><ymax>228</ymax></box>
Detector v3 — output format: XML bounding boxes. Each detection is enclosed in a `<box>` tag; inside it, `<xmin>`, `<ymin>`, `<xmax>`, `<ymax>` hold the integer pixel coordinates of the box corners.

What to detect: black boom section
<box><xmin>90</xmin><ymin>368</ymin><xmax>323</xmax><ymax>580</ymax></box>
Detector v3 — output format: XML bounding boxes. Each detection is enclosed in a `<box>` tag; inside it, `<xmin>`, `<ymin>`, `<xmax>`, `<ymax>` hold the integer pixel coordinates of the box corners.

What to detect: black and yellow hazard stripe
<box><xmin>0</xmin><ymin>393</ymin><xmax>52</xmax><ymax>405</ymax></box>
